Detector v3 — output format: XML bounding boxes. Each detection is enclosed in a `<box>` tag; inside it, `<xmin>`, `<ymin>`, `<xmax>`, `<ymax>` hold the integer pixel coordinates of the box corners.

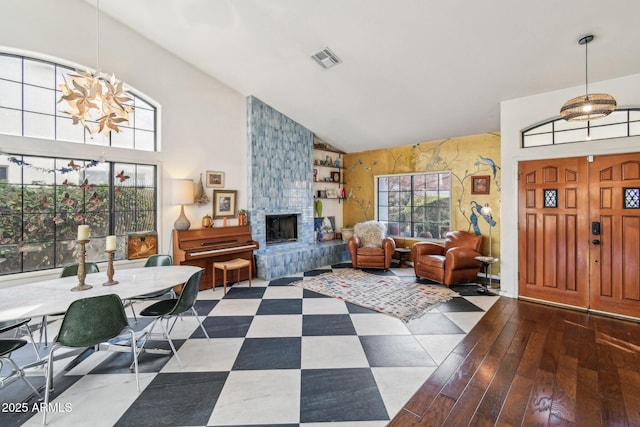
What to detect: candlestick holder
<box><xmin>71</xmin><ymin>239</ymin><xmax>93</xmax><ymax>292</ymax></box>
<box><xmin>103</xmin><ymin>250</ymin><xmax>119</xmax><ymax>286</ymax></box>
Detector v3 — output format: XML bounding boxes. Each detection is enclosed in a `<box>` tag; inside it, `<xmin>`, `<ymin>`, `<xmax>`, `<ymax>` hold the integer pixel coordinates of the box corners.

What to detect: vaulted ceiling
<box><xmin>96</xmin><ymin>0</ymin><xmax>640</xmax><ymax>153</ymax></box>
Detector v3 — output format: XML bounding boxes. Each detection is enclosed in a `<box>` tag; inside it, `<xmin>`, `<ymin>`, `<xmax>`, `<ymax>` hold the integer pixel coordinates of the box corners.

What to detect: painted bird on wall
<box><xmin>474</xmin><ymin>156</ymin><xmax>500</xmax><ymax>188</ymax></box>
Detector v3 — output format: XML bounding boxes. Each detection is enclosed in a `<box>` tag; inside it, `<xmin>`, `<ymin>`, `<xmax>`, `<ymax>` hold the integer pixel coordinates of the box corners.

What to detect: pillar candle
<box><xmin>77</xmin><ymin>225</ymin><xmax>90</xmax><ymax>240</ymax></box>
<box><xmin>106</xmin><ymin>235</ymin><xmax>116</xmax><ymax>251</ymax></box>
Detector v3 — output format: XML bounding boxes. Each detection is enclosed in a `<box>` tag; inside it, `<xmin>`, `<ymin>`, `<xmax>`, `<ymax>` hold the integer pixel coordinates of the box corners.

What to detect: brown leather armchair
<box><xmin>347</xmin><ymin>221</ymin><xmax>396</xmax><ymax>270</ymax></box>
<box><xmin>412</xmin><ymin>230</ymin><xmax>483</xmax><ymax>286</ymax></box>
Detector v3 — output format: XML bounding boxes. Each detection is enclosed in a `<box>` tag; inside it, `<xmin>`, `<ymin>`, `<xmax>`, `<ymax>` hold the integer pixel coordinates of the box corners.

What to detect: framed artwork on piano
<box><xmin>206</xmin><ymin>170</ymin><xmax>225</xmax><ymax>188</ymax></box>
<box><xmin>213</xmin><ymin>190</ymin><xmax>237</xmax><ymax>218</ymax></box>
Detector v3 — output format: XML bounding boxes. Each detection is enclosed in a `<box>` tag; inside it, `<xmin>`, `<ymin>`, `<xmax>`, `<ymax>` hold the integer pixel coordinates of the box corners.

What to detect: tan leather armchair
<box><xmin>412</xmin><ymin>230</ymin><xmax>483</xmax><ymax>286</ymax></box>
<box><xmin>347</xmin><ymin>221</ymin><xmax>396</xmax><ymax>270</ymax></box>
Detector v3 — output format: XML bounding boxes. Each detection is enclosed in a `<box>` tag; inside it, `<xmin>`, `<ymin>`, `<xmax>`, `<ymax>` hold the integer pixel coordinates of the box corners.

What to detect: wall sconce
<box><xmin>173</xmin><ymin>179</ymin><xmax>194</xmax><ymax>230</ymax></box>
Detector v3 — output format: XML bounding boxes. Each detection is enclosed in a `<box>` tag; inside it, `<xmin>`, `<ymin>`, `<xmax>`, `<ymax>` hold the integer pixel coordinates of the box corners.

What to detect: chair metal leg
<box><xmin>191</xmin><ymin>307</ymin><xmax>210</xmax><ymax>340</ymax></box>
<box><xmin>23</xmin><ymin>323</ymin><xmax>41</xmax><ymax>361</ymax></box>
<box><xmin>158</xmin><ymin>318</ymin><xmax>182</xmax><ymax>367</ymax></box>
<box><xmin>43</xmin><ymin>343</ymin><xmax>60</xmax><ymax>425</ymax></box>
<box><xmin>128</xmin><ymin>300</ymin><xmax>138</xmax><ymax>321</ymax></box>
<box><xmin>126</xmin><ymin>328</ymin><xmax>140</xmax><ymax>392</ymax></box>
<box><xmin>0</xmin><ymin>357</ymin><xmax>41</xmax><ymax>399</ymax></box>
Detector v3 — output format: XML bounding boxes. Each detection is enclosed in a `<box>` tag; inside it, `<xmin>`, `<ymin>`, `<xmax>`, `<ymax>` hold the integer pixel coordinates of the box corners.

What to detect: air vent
<box><xmin>311</xmin><ymin>47</ymin><xmax>342</xmax><ymax>69</ymax></box>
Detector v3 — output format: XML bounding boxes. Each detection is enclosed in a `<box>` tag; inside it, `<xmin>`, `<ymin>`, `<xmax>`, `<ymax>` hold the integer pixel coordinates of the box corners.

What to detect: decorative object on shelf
<box><xmin>194</xmin><ymin>173</ymin><xmax>209</xmax><ymax>206</ymax></box>
<box><xmin>326</xmin><ymin>188</ymin><xmax>338</xmax><ymax>198</ymax></box>
<box><xmin>238</xmin><ymin>209</ymin><xmax>248</xmax><ymax>225</ymax></box>
<box><xmin>126</xmin><ymin>231</ymin><xmax>158</xmax><ymax>260</ymax></box>
<box><xmin>57</xmin><ymin>0</ymin><xmax>133</xmax><ymax>136</ymax></box>
<box><xmin>223</xmin><ymin>217</ymin><xmax>227</xmax><ymax>227</ymax></box>
<box><xmin>172</xmin><ymin>179</ymin><xmax>194</xmax><ymax>230</ymax></box>
<box><xmin>471</xmin><ymin>175</ymin><xmax>490</xmax><ymax>195</ymax></box>
<box><xmin>314</xmin><ymin>199</ymin><xmax>323</xmax><ymax>217</ymax></box>
<box><xmin>340</xmin><ymin>187</ymin><xmax>347</xmax><ymax>199</ymax></box>
<box><xmin>206</xmin><ymin>170</ymin><xmax>224</xmax><ymax>188</ymax></box>
<box><xmin>341</xmin><ymin>227</ymin><xmax>354</xmax><ymax>242</ymax></box>
<box><xmin>72</xmin><ymin>225</ymin><xmax>92</xmax><ymax>292</ymax></box>
<box><xmin>335</xmin><ymin>159</ymin><xmax>340</xmax><ymax>167</ymax></box>
<box><xmin>213</xmin><ymin>190</ymin><xmax>237</xmax><ymax>218</ymax></box>
<box><xmin>331</xmin><ymin>171</ymin><xmax>340</xmax><ymax>182</ymax></box>
<box><xmin>313</xmin><ymin>169</ymin><xmax>318</xmax><ymax>181</ymax></box>
<box><xmin>201</xmin><ymin>214</ymin><xmax>212</xmax><ymax>228</ymax></box>
<box><xmin>560</xmin><ymin>35</ymin><xmax>616</xmax><ymax>122</ymax></box>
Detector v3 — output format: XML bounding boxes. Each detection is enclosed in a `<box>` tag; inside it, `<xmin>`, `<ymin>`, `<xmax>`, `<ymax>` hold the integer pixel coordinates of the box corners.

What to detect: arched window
<box><xmin>522</xmin><ymin>109</ymin><xmax>640</xmax><ymax>147</ymax></box>
<box><xmin>0</xmin><ymin>52</ymin><xmax>156</xmax><ymax>150</ymax></box>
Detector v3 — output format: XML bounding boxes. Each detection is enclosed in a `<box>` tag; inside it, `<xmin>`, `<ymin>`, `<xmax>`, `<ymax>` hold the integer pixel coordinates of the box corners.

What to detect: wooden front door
<box><xmin>519</xmin><ymin>154</ymin><xmax>640</xmax><ymax>318</ymax></box>
<box><xmin>518</xmin><ymin>157</ymin><xmax>589</xmax><ymax>308</ymax></box>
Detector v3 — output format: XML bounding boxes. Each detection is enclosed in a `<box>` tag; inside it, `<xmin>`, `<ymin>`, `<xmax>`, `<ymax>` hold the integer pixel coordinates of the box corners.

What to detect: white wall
<box><xmin>500</xmin><ymin>73</ymin><xmax>640</xmax><ymax>297</ymax></box>
<box><xmin>0</xmin><ymin>0</ymin><xmax>247</xmax><ymax>285</ymax></box>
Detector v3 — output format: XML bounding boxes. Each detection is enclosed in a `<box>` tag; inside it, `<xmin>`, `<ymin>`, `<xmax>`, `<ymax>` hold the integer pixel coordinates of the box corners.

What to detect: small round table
<box><xmin>474</xmin><ymin>256</ymin><xmax>499</xmax><ymax>294</ymax></box>
<box><xmin>395</xmin><ymin>247</ymin><xmax>411</xmax><ymax>268</ymax></box>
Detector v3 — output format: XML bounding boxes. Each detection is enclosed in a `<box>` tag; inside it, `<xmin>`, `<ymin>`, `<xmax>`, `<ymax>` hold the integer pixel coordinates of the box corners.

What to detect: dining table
<box><xmin>0</xmin><ymin>265</ymin><xmax>202</xmax><ymax>323</ymax></box>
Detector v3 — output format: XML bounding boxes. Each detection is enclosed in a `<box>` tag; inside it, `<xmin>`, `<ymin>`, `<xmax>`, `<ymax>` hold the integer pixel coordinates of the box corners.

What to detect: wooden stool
<box><xmin>213</xmin><ymin>258</ymin><xmax>252</xmax><ymax>295</ymax></box>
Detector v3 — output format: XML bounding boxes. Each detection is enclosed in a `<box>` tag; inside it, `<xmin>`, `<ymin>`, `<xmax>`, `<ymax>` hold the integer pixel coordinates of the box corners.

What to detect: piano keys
<box><xmin>172</xmin><ymin>225</ymin><xmax>259</xmax><ymax>291</ymax></box>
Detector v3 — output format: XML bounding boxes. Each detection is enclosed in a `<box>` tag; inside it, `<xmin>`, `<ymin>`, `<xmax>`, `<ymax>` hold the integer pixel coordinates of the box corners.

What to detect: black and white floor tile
<box><xmin>1</xmin><ymin>263</ymin><xmax>499</xmax><ymax>426</ymax></box>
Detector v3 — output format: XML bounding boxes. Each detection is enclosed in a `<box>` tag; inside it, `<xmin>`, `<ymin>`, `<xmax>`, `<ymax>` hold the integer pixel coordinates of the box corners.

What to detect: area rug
<box><xmin>291</xmin><ymin>269</ymin><xmax>458</xmax><ymax>322</ymax></box>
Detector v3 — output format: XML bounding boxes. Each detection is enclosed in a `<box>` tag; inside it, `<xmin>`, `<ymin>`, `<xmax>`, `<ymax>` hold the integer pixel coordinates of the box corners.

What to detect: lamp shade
<box><xmin>172</xmin><ymin>179</ymin><xmax>194</xmax><ymax>205</ymax></box>
<box><xmin>560</xmin><ymin>93</ymin><xmax>617</xmax><ymax>121</ymax></box>
<box><xmin>481</xmin><ymin>204</ymin><xmax>493</xmax><ymax>217</ymax></box>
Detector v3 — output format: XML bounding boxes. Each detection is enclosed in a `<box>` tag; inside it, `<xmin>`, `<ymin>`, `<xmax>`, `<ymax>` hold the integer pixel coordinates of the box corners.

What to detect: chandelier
<box><xmin>58</xmin><ymin>0</ymin><xmax>133</xmax><ymax>136</ymax></box>
<box><xmin>560</xmin><ymin>35</ymin><xmax>616</xmax><ymax>122</ymax></box>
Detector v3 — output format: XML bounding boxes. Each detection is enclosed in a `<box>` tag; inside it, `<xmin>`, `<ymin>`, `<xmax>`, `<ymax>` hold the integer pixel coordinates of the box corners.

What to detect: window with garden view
<box><xmin>377</xmin><ymin>172</ymin><xmax>451</xmax><ymax>239</ymax></box>
<box><xmin>0</xmin><ymin>155</ymin><xmax>156</xmax><ymax>275</ymax></box>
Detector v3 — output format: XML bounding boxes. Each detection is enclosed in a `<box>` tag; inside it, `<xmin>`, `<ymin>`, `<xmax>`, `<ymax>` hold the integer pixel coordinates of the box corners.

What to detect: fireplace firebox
<box><xmin>266</xmin><ymin>214</ymin><xmax>298</xmax><ymax>245</ymax></box>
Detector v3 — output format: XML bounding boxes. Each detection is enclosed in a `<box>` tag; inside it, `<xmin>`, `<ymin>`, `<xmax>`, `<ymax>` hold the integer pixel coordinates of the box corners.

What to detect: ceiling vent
<box><xmin>311</xmin><ymin>47</ymin><xmax>342</xmax><ymax>69</ymax></box>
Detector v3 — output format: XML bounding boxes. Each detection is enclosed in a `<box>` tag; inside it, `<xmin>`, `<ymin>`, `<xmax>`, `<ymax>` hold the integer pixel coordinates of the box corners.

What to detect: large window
<box><xmin>0</xmin><ymin>53</ymin><xmax>156</xmax><ymax>150</ymax></box>
<box><xmin>0</xmin><ymin>154</ymin><xmax>157</xmax><ymax>275</ymax></box>
<box><xmin>377</xmin><ymin>172</ymin><xmax>451</xmax><ymax>238</ymax></box>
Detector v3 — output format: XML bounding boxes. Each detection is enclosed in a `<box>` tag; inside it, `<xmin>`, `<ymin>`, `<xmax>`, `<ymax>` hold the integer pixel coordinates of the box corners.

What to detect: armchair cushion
<box><xmin>354</xmin><ymin>221</ymin><xmax>386</xmax><ymax>248</ymax></box>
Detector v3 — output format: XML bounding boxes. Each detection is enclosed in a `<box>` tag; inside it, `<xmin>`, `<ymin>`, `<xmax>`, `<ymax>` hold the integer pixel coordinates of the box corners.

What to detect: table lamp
<box><xmin>173</xmin><ymin>179</ymin><xmax>194</xmax><ymax>230</ymax></box>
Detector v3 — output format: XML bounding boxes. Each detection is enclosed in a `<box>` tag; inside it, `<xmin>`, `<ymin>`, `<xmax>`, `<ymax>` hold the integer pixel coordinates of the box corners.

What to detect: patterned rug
<box><xmin>291</xmin><ymin>269</ymin><xmax>458</xmax><ymax>322</ymax></box>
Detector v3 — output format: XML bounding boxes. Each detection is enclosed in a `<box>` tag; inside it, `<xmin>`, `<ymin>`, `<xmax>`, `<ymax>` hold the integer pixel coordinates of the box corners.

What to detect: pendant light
<box><xmin>58</xmin><ymin>0</ymin><xmax>133</xmax><ymax>136</ymax></box>
<box><xmin>560</xmin><ymin>35</ymin><xmax>616</xmax><ymax>122</ymax></box>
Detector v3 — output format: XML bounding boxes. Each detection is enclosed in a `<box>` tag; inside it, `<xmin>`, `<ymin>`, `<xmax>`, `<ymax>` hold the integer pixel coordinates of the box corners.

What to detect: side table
<box><xmin>395</xmin><ymin>247</ymin><xmax>411</xmax><ymax>268</ymax></box>
<box><xmin>474</xmin><ymin>256</ymin><xmax>499</xmax><ymax>295</ymax></box>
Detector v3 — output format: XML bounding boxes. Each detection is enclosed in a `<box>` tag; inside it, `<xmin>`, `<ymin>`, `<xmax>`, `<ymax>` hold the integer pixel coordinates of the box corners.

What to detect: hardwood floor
<box><xmin>389</xmin><ymin>297</ymin><xmax>640</xmax><ymax>426</ymax></box>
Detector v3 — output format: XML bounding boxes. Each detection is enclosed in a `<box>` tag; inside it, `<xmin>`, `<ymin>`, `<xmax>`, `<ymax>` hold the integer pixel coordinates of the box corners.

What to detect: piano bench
<box><xmin>213</xmin><ymin>258</ymin><xmax>252</xmax><ymax>295</ymax></box>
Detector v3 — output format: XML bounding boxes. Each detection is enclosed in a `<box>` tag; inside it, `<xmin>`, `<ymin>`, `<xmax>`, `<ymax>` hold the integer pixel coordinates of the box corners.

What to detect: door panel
<box><xmin>589</xmin><ymin>155</ymin><xmax>640</xmax><ymax>317</ymax></box>
<box><xmin>518</xmin><ymin>157</ymin><xmax>589</xmax><ymax>308</ymax></box>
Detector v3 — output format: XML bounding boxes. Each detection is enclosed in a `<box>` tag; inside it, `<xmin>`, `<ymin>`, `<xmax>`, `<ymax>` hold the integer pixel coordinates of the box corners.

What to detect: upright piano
<box><xmin>172</xmin><ymin>225</ymin><xmax>259</xmax><ymax>290</ymax></box>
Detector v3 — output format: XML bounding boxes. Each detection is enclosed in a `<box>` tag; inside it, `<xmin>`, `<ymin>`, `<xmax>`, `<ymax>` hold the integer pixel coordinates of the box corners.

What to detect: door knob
<box><xmin>592</xmin><ymin>239</ymin><xmax>600</xmax><ymax>245</ymax></box>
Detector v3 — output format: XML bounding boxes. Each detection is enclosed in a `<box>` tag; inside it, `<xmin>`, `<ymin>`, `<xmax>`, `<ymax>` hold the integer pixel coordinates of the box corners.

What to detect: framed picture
<box><xmin>326</xmin><ymin>188</ymin><xmax>338</xmax><ymax>198</ymax></box>
<box><xmin>206</xmin><ymin>171</ymin><xmax>224</xmax><ymax>188</ymax></box>
<box><xmin>471</xmin><ymin>175</ymin><xmax>490</xmax><ymax>194</ymax></box>
<box><xmin>126</xmin><ymin>231</ymin><xmax>158</xmax><ymax>260</ymax></box>
<box><xmin>331</xmin><ymin>171</ymin><xmax>340</xmax><ymax>182</ymax></box>
<box><xmin>213</xmin><ymin>190</ymin><xmax>237</xmax><ymax>218</ymax></box>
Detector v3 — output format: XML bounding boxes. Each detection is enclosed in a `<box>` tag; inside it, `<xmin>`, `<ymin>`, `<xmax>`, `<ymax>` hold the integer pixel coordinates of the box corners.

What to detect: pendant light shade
<box><xmin>560</xmin><ymin>35</ymin><xmax>616</xmax><ymax>122</ymax></box>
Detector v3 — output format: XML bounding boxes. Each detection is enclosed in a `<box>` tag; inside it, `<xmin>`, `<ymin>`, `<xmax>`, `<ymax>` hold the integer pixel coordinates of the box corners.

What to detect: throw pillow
<box><xmin>354</xmin><ymin>221</ymin><xmax>386</xmax><ymax>248</ymax></box>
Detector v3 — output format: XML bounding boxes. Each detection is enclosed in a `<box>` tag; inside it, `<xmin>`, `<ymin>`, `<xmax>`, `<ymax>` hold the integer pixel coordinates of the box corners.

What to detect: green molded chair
<box><xmin>43</xmin><ymin>294</ymin><xmax>139</xmax><ymax>425</ymax></box>
<box><xmin>0</xmin><ymin>318</ymin><xmax>40</xmax><ymax>360</ymax></box>
<box><xmin>138</xmin><ymin>269</ymin><xmax>208</xmax><ymax>367</ymax></box>
<box><xmin>126</xmin><ymin>255</ymin><xmax>174</xmax><ymax>321</ymax></box>
<box><xmin>39</xmin><ymin>263</ymin><xmax>101</xmax><ymax>346</ymax></box>
<box><xmin>0</xmin><ymin>338</ymin><xmax>42</xmax><ymax>400</ymax></box>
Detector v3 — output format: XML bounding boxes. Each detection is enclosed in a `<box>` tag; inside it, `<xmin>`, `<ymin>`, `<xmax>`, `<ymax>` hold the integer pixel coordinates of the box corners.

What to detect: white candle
<box><xmin>106</xmin><ymin>235</ymin><xmax>116</xmax><ymax>251</ymax></box>
<box><xmin>77</xmin><ymin>225</ymin><xmax>90</xmax><ymax>241</ymax></box>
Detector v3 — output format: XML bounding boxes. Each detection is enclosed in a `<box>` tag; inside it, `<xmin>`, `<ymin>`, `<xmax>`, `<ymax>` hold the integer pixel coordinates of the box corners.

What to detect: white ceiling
<box><xmin>95</xmin><ymin>0</ymin><xmax>640</xmax><ymax>153</ymax></box>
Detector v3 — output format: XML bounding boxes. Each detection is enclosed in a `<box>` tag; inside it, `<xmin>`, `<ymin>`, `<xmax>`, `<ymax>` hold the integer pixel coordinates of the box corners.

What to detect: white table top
<box><xmin>0</xmin><ymin>265</ymin><xmax>202</xmax><ymax>323</ymax></box>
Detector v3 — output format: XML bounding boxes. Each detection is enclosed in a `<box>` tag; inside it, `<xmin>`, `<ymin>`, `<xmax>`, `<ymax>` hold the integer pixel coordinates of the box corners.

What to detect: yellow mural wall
<box><xmin>343</xmin><ymin>132</ymin><xmax>501</xmax><ymax>272</ymax></box>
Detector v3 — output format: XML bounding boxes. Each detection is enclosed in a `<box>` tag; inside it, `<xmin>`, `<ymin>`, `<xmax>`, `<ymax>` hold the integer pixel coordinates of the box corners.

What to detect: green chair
<box><xmin>0</xmin><ymin>318</ymin><xmax>40</xmax><ymax>360</ymax></box>
<box><xmin>126</xmin><ymin>255</ymin><xmax>174</xmax><ymax>321</ymax></box>
<box><xmin>0</xmin><ymin>338</ymin><xmax>42</xmax><ymax>400</ymax></box>
<box><xmin>39</xmin><ymin>263</ymin><xmax>101</xmax><ymax>346</ymax></box>
<box><xmin>43</xmin><ymin>294</ymin><xmax>139</xmax><ymax>425</ymax></box>
<box><xmin>138</xmin><ymin>269</ymin><xmax>208</xmax><ymax>367</ymax></box>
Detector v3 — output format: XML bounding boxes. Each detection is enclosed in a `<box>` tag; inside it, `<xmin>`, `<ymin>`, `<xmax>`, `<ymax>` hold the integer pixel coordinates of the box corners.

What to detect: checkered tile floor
<box><xmin>1</xmin><ymin>263</ymin><xmax>499</xmax><ymax>426</ymax></box>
